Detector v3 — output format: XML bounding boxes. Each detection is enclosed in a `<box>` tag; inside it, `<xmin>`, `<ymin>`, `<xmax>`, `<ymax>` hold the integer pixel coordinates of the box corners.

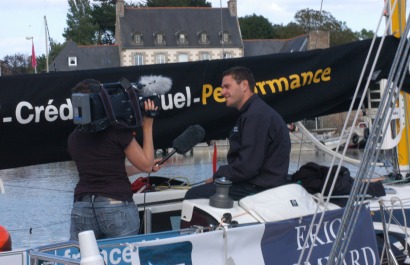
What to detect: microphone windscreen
<box><xmin>172</xmin><ymin>125</ymin><xmax>205</xmax><ymax>154</ymax></box>
<box><xmin>137</xmin><ymin>75</ymin><xmax>172</xmax><ymax>97</ymax></box>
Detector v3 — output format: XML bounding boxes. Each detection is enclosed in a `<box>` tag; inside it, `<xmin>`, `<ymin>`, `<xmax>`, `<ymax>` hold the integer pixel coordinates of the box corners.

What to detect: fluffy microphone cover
<box><xmin>173</xmin><ymin>125</ymin><xmax>205</xmax><ymax>154</ymax></box>
<box><xmin>137</xmin><ymin>75</ymin><xmax>172</xmax><ymax>97</ymax></box>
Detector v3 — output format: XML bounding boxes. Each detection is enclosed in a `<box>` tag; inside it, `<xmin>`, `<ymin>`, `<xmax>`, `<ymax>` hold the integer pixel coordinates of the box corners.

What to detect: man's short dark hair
<box><xmin>222</xmin><ymin>66</ymin><xmax>256</xmax><ymax>90</ymax></box>
<box><xmin>71</xmin><ymin>79</ymin><xmax>101</xmax><ymax>94</ymax></box>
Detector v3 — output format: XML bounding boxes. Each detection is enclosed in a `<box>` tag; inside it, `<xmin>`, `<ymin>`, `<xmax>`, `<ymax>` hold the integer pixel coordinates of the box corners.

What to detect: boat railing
<box><xmin>27</xmin><ymin>228</ymin><xmax>202</xmax><ymax>265</ymax></box>
<box><xmin>29</xmin><ymin>241</ymin><xmax>81</xmax><ymax>265</ymax></box>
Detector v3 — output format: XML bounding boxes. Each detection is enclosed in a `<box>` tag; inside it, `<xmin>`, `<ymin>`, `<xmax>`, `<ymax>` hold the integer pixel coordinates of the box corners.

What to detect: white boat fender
<box><xmin>239</xmin><ymin>183</ymin><xmax>320</xmax><ymax>222</ymax></box>
<box><xmin>78</xmin><ymin>230</ymin><xmax>104</xmax><ymax>265</ymax></box>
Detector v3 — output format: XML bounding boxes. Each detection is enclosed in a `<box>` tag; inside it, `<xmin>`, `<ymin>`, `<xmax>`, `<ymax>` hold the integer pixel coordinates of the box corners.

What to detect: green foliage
<box><xmin>63</xmin><ymin>0</ymin><xmax>99</xmax><ymax>45</ymax></box>
<box><xmin>144</xmin><ymin>0</ymin><xmax>211</xmax><ymax>6</ymax></box>
<box><xmin>294</xmin><ymin>8</ymin><xmax>358</xmax><ymax>46</ymax></box>
<box><xmin>36</xmin><ymin>54</ymin><xmax>47</xmax><ymax>73</ymax></box>
<box><xmin>48</xmin><ymin>39</ymin><xmax>65</xmax><ymax>61</ymax></box>
<box><xmin>355</xmin><ymin>29</ymin><xmax>375</xmax><ymax>40</ymax></box>
<box><xmin>92</xmin><ymin>2</ymin><xmax>116</xmax><ymax>44</ymax></box>
<box><xmin>239</xmin><ymin>9</ymin><xmax>366</xmax><ymax>46</ymax></box>
<box><xmin>272</xmin><ymin>22</ymin><xmax>305</xmax><ymax>39</ymax></box>
<box><xmin>239</xmin><ymin>14</ymin><xmax>275</xmax><ymax>39</ymax></box>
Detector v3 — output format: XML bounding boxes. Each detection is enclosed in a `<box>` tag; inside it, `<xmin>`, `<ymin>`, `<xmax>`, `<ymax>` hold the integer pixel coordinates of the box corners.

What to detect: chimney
<box><xmin>115</xmin><ymin>0</ymin><xmax>124</xmax><ymax>52</ymax></box>
<box><xmin>116</xmin><ymin>0</ymin><xmax>125</xmax><ymax>18</ymax></box>
<box><xmin>227</xmin><ymin>0</ymin><xmax>237</xmax><ymax>17</ymax></box>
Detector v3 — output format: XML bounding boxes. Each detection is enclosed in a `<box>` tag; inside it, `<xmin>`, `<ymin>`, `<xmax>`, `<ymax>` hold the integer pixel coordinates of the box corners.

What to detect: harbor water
<box><xmin>0</xmin><ymin>143</ymin><xmax>388</xmax><ymax>250</ymax></box>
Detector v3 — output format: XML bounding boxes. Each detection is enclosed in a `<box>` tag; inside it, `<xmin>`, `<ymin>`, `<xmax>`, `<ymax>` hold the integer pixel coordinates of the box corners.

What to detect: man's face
<box><xmin>221</xmin><ymin>75</ymin><xmax>246</xmax><ymax>110</ymax></box>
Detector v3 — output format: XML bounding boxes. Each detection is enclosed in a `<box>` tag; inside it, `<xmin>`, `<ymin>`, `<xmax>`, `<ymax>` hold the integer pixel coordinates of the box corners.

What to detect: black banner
<box><xmin>0</xmin><ymin>36</ymin><xmax>406</xmax><ymax>169</ymax></box>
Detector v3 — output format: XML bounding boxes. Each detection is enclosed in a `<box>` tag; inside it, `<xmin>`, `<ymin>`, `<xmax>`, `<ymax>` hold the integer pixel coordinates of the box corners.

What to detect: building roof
<box><xmin>119</xmin><ymin>7</ymin><xmax>243</xmax><ymax>49</ymax></box>
<box><xmin>49</xmin><ymin>41</ymin><xmax>120</xmax><ymax>72</ymax></box>
<box><xmin>243</xmin><ymin>34</ymin><xmax>308</xmax><ymax>57</ymax></box>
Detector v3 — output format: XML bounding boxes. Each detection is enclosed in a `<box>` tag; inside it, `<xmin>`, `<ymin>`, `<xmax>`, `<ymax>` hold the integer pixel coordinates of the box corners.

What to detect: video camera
<box><xmin>72</xmin><ymin>76</ymin><xmax>171</xmax><ymax>132</ymax></box>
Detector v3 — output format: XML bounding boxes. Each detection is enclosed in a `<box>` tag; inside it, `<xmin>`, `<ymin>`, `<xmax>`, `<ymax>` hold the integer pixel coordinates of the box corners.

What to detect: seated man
<box><xmin>185</xmin><ymin>66</ymin><xmax>291</xmax><ymax>201</ymax></box>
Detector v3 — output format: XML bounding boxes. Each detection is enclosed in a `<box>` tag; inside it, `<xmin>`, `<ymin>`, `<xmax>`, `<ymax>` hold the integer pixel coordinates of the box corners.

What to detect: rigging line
<box><xmin>219</xmin><ymin>0</ymin><xmax>225</xmax><ymax>57</ymax></box>
<box><xmin>302</xmin><ymin>12</ymin><xmax>389</xmax><ymax>263</ymax></box>
<box><xmin>309</xmin><ymin>27</ymin><xmax>389</xmax><ymax>260</ymax></box>
<box><xmin>295</xmin><ymin>121</ymin><xmax>384</xmax><ymax>166</ymax></box>
<box><xmin>0</xmin><ymin>178</ymin><xmax>3</xmax><ymax>194</ymax></box>
<box><xmin>3</xmin><ymin>183</ymin><xmax>73</xmax><ymax>193</ymax></box>
<box><xmin>296</xmin><ymin>127</ymin><xmax>305</xmax><ymax>170</ymax></box>
<box><xmin>312</xmin><ymin>0</ymin><xmax>325</xmax><ymax>50</ymax></box>
<box><xmin>330</xmin><ymin>1</ymin><xmax>410</xmax><ymax>263</ymax></box>
<box><xmin>301</xmin><ymin>1</ymin><xmax>396</xmax><ymax>264</ymax></box>
<box><xmin>8</xmin><ymin>220</ymin><xmax>70</xmax><ymax>233</ymax></box>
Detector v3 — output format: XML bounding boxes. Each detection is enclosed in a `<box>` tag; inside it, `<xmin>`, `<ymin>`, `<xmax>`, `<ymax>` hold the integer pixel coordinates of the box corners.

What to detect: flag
<box><xmin>31</xmin><ymin>42</ymin><xmax>37</xmax><ymax>69</ymax></box>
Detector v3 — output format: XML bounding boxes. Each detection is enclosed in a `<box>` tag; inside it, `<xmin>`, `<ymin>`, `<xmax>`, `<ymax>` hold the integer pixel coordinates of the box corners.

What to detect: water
<box><xmin>0</xmin><ymin>144</ymin><xmax>389</xmax><ymax>250</ymax></box>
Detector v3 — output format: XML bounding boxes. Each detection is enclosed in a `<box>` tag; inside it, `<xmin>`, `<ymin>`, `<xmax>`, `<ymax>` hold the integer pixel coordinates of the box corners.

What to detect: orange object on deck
<box><xmin>0</xmin><ymin>225</ymin><xmax>12</xmax><ymax>251</ymax></box>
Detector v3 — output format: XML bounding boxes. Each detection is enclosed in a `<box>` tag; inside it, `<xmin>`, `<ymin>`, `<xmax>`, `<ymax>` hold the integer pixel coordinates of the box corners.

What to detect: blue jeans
<box><xmin>69</xmin><ymin>199</ymin><xmax>140</xmax><ymax>241</ymax></box>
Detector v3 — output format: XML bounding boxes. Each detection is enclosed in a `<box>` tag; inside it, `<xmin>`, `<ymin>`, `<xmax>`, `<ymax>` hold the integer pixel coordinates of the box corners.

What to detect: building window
<box><xmin>134</xmin><ymin>54</ymin><xmax>144</xmax><ymax>66</ymax></box>
<box><xmin>220</xmin><ymin>31</ymin><xmax>231</xmax><ymax>44</ymax></box>
<box><xmin>154</xmin><ymin>32</ymin><xmax>166</xmax><ymax>45</ymax></box>
<box><xmin>223</xmin><ymin>52</ymin><xmax>233</xmax><ymax>59</ymax></box>
<box><xmin>155</xmin><ymin>53</ymin><xmax>167</xmax><ymax>64</ymax></box>
<box><xmin>132</xmin><ymin>33</ymin><xmax>143</xmax><ymax>45</ymax></box>
<box><xmin>176</xmin><ymin>32</ymin><xmax>188</xmax><ymax>45</ymax></box>
<box><xmin>200</xmin><ymin>52</ymin><xmax>211</xmax><ymax>60</ymax></box>
<box><xmin>198</xmin><ymin>32</ymin><xmax>209</xmax><ymax>45</ymax></box>
<box><xmin>178</xmin><ymin>53</ymin><xmax>189</xmax><ymax>62</ymax></box>
<box><xmin>68</xmin><ymin>56</ymin><xmax>77</xmax><ymax>66</ymax></box>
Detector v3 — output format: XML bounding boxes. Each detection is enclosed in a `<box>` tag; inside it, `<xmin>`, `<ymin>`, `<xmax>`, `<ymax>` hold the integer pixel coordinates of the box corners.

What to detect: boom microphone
<box><xmin>136</xmin><ymin>75</ymin><xmax>172</xmax><ymax>97</ymax></box>
<box><xmin>156</xmin><ymin>125</ymin><xmax>206</xmax><ymax>166</ymax></box>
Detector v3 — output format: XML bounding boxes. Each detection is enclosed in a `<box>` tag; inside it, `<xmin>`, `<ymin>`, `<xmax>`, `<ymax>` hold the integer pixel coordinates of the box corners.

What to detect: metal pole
<box><xmin>44</xmin><ymin>16</ymin><xmax>49</xmax><ymax>73</ymax></box>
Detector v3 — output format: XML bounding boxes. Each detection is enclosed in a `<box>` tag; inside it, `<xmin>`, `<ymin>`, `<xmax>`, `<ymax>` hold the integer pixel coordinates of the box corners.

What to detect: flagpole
<box><xmin>44</xmin><ymin>16</ymin><xmax>49</xmax><ymax>73</ymax></box>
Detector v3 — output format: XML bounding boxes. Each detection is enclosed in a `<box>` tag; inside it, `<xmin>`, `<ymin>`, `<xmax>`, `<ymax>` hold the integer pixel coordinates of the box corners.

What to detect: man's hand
<box><xmin>205</xmin><ymin>177</ymin><xmax>214</xmax><ymax>184</ymax></box>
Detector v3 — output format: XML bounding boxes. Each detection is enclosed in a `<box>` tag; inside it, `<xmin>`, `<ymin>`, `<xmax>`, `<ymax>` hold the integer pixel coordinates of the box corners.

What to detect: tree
<box><xmin>239</xmin><ymin>14</ymin><xmax>275</xmax><ymax>39</ymax></box>
<box><xmin>273</xmin><ymin>22</ymin><xmax>305</xmax><ymax>39</ymax></box>
<box><xmin>91</xmin><ymin>2</ymin><xmax>116</xmax><ymax>44</ymax></box>
<box><xmin>355</xmin><ymin>29</ymin><xmax>375</xmax><ymax>40</ymax></box>
<box><xmin>48</xmin><ymin>39</ymin><xmax>65</xmax><ymax>63</ymax></box>
<box><xmin>144</xmin><ymin>0</ymin><xmax>211</xmax><ymax>6</ymax></box>
<box><xmin>2</xmin><ymin>54</ymin><xmax>31</xmax><ymax>75</ymax></box>
<box><xmin>63</xmin><ymin>0</ymin><xmax>99</xmax><ymax>45</ymax></box>
<box><xmin>294</xmin><ymin>8</ymin><xmax>358</xmax><ymax>46</ymax></box>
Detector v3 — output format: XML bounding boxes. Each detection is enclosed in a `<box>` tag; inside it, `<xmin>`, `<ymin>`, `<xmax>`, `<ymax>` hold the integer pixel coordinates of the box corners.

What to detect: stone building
<box><xmin>48</xmin><ymin>0</ymin><xmax>345</xmax><ymax>130</ymax></box>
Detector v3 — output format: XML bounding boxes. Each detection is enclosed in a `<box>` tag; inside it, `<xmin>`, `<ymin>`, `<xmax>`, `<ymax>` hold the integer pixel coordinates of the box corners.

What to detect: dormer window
<box><xmin>176</xmin><ymin>31</ymin><xmax>188</xmax><ymax>45</ymax></box>
<box><xmin>132</xmin><ymin>32</ymin><xmax>143</xmax><ymax>45</ymax></box>
<box><xmin>219</xmin><ymin>31</ymin><xmax>231</xmax><ymax>44</ymax></box>
<box><xmin>68</xmin><ymin>56</ymin><xmax>77</xmax><ymax>67</ymax></box>
<box><xmin>154</xmin><ymin>32</ymin><xmax>166</xmax><ymax>45</ymax></box>
<box><xmin>198</xmin><ymin>31</ymin><xmax>209</xmax><ymax>45</ymax></box>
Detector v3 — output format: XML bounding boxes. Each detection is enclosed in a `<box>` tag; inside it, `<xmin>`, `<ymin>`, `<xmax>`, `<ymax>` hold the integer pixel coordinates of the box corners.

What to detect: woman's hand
<box><xmin>151</xmin><ymin>158</ymin><xmax>165</xmax><ymax>172</ymax></box>
<box><xmin>143</xmin><ymin>99</ymin><xmax>158</xmax><ymax>120</ymax></box>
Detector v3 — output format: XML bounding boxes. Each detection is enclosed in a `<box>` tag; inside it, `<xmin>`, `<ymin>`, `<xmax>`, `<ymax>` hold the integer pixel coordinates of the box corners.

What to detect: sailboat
<box><xmin>2</xmin><ymin>0</ymin><xmax>410</xmax><ymax>264</ymax></box>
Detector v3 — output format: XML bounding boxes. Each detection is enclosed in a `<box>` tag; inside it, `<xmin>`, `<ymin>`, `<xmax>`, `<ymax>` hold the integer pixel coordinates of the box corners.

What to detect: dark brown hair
<box><xmin>71</xmin><ymin>79</ymin><xmax>101</xmax><ymax>94</ymax></box>
<box><xmin>222</xmin><ymin>66</ymin><xmax>256</xmax><ymax>90</ymax></box>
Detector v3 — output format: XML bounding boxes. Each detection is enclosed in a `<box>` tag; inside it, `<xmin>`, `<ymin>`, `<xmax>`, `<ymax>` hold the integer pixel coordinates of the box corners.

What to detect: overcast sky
<box><xmin>0</xmin><ymin>0</ymin><xmax>387</xmax><ymax>59</ymax></box>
